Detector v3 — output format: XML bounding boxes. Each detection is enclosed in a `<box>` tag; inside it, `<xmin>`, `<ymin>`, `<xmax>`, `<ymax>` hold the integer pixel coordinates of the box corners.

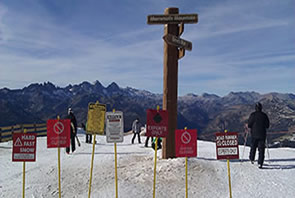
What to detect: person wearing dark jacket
<box><xmin>248</xmin><ymin>102</ymin><xmax>270</xmax><ymax>168</ymax></box>
<box><xmin>66</xmin><ymin>108</ymin><xmax>77</xmax><ymax>154</ymax></box>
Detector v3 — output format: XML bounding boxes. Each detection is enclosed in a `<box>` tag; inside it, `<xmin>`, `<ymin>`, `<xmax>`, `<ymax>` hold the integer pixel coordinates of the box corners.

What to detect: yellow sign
<box><xmin>86</xmin><ymin>102</ymin><xmax>106</xmax><ymax>135</ymax></box>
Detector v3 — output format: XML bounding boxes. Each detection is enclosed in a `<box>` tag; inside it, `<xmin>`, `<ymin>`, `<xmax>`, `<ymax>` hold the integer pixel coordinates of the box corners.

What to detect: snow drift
<box><xmin>1</xmin><ymin>133</ymin><xmax>295</xmax><ymax>198</ymax></box>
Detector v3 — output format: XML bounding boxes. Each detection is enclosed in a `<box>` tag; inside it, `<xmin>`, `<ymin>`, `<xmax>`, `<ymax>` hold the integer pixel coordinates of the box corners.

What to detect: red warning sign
<box><xmin>47</xmin><ymin>119</ymin><xmax>70</xmax><ymax>148</ymax></box>
<box><xmin>175</xmin><ymin>129</ymin><xmax>197</xmax><ymax>157</ymax></box>
<box><xmin>146</xmin><ymin>109</ymin><xmax>168</xmax><ymax>137</ymax></box>
<box><xmin>12</xmin><ymin>133</ymin><xmax>37</xmax><ymax>162</ymax></box>
<box><xmin>216</xmin><ymin>132</ymin><xmax>239</xmax><ymax>160</ymax></box>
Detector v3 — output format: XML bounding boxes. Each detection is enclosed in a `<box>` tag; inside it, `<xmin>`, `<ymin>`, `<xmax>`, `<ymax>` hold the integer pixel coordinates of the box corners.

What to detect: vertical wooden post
<box><xmin>162</xmin><ymin>7</ymin><xmax>179</xmax><ymax>159</ymax></box>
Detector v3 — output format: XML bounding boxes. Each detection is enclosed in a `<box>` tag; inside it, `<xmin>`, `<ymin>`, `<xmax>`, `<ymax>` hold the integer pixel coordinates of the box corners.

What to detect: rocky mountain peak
<box><xmin>202</xmin><ymin>93</ymin><xmax>220</xmax><ymax>99</ymax></box>
<box><xmin>106</xmin><ymin>82</ymin><xmax>120</xmax><ymax>92</ymax></box>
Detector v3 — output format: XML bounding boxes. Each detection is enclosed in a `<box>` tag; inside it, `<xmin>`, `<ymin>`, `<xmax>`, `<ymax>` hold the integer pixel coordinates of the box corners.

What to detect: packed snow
<box><xmin>1</xmin><ymin>132</ymin><xmax>295</xmax><ymax>198</ymax></box>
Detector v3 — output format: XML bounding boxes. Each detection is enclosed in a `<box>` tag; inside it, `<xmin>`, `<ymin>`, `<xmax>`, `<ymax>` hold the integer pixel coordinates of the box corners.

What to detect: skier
<box><xmin>248</xmin><ymin>102</ymin><xmax>270</xmax><ymax>168</ymax></box>
<box><xmin>131</xmin><ymin>118</ymin><xmax>142</xmax><ymax>144</ymax></box>
<box><xmin>66</xmin><ymin>108</ymin><xmax>77</xmax><ymax>154</ymax></box>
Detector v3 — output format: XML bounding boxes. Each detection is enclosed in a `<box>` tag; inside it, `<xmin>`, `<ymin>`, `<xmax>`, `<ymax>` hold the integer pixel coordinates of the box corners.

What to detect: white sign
<box><xmin>106</xmin><ymin>111</ymin><xmax>124</xmax><ymax>143</ymax></box>
<box><xmin>217</xmin><ymin>148</ymin><xmax>238</xmax><ymax>156</ymax></box>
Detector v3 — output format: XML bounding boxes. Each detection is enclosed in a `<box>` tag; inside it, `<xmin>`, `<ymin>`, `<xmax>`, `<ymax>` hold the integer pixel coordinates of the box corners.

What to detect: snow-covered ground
<box><xmin>1</xmin><ymin>133</ymin><xmax>295</xmax><ymax>198</ymax></box>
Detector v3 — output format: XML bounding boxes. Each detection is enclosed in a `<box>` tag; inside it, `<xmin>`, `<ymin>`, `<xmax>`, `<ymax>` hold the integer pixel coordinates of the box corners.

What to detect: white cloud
<box><xmin>0</xmin><ymin>0</ymin><xmax>294</xmax><ymax>96</ymax></box>
<box><xmin>0</xmin><ymin>3</ymin><xmax>7</xmax><ymax>42</ymax></box>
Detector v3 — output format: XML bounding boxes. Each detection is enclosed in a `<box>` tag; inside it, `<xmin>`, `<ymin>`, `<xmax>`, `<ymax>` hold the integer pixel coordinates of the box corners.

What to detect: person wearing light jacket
<box><xmin>131</xmin><ymin>118</ymin><xmax>142</xmax><ymax>144</ymax></box>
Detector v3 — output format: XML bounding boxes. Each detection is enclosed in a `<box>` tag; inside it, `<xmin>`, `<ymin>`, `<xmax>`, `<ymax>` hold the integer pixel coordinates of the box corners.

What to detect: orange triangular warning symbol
<box><xmin>14</xmin><ymin>138</ymin><xmax>22</xmax><ymax>147</ymax></box>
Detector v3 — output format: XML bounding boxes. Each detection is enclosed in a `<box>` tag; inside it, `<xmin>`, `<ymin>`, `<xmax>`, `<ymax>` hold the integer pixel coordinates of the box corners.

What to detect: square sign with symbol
<box><xmin>175</xmin><ymin>129</ymin><xmax>197</xmax><ymax>157</ymax></box>
<box><xmin>12</xmin><ymin>133</ymin><xmax>37</xmax><ymax>162</ymax></box>
<box><xmin>47</xmin><ymin>119</ymin><xmax>71</xmax><ymax>148</ymax></box>
<box><xmin>146</xmin><ymin>109</ymin><xmax>168</xmax><ymax>137</ymax></box>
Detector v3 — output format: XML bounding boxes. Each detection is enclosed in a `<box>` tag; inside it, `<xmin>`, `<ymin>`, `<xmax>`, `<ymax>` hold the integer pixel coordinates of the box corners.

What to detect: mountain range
<box><xmin>1</xmin><ymin>81</ymin><xmax>294</xmax><ymax>145</ymax></box>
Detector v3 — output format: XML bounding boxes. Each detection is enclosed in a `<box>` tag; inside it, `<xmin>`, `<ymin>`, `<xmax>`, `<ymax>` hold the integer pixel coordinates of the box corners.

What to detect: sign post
<box><xmin>47</xmin><ymin>116</ymin><xmax>71</xmax><ymax>198</ymax></box>
<box><xmin>216</xmin><ymin>130</ymin><xmax>239</xmax><ymax>198</ymax></box>
<box><xmin>23</xmin><ymin>157</ymin><xmax>25</xmax><ymax>198</ymax></box>
<box><xmin>147</xmin><ymin>8</ymin><xmax>198</xmax><ymax>159</ymax></box>
<box><xmin>23</xmin><ymin>129</ymin><xmax>27</xmax><ymax>198</ymax></box>
<box><xmin>106</xmin><ymin>109</ymin><xmax>124</xmax><ymax>198</ymax></box>
<box><xmin>146</xmin><ymin>106</ymin><xmax>169</xmax><ymax>198</ymax></box>
<box><xmin>146</xmin><ymin>108</ymin><xmax>169</xmax><ymax>138</ymax></box>
<box><xmin>175</xmin><ymin>127</ymin><xmax>197</xmax><ymax>198</ymax></box>
<box><xmin>12</xmin><ymin>128</ymin><xmax>37</xmax><ymax>198</ymax></box>
<box><xmin>185</xmin><ymin>155</ymin><xmax>188</xmax><ymax>198</ymax></box>
<box><xmin>153</xmin><ymin>137</ymin><xmax>158</xmax><ymax>198</ymax></box>
<box><xmin>106</xmin><ymin>110</ymin><xmax>124</xmax><ymax>143</ymax></box>
<box><xmin>86</xmin><ymin>101</ymin><xmax>106</xmax><ymax>198</ymax></box>
<box><xmin>12</xmin><ymin>129</ymin><xmax>37</xmax><ymax>162</ymax></box>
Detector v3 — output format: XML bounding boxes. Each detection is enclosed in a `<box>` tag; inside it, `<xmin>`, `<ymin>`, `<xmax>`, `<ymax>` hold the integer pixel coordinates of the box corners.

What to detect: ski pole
<box><xmin>71</xmin><ymin>123</ymin><xmax>81</xmax><ymax>147</ymax></box>
<box><xmin>241</xmin><ymin>124</ymin><xmax>249</xmax><ymax>162</ymax></box>
<box><xmin>266</xmin><ymin>138</ymin><xmax>270</xmax><ymax>162</ymax></box>
<box><xmin>76</xmin><ymin>135</ymin><xmax>81</xmax><ymax>147</ymax></box>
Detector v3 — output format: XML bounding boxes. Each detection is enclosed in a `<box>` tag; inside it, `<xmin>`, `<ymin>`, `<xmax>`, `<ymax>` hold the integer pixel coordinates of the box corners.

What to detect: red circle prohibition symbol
<box><xmin>53</xmin><ymin>122</ymin><xmax>64</xmax><ymax>135</ymax></box>
<box><xmin>181</xmin><ymin>131</ymin><xmax>191</xmax><ymax>144</ymax></box>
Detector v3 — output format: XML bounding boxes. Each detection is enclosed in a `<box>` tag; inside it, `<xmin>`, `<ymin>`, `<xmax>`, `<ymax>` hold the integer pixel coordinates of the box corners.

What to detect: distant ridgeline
<box><xmin>0</xmin><ymin>81</ymin><xmax>294</xmax><ymax>145</ymax></box>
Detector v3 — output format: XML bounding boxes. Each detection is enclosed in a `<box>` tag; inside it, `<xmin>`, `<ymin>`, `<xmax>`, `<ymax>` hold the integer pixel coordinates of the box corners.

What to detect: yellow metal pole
<box><xmin>184</xmin><ymin>127</ymin><xmax>188</xmax><ymax>198</ymax></box>
<box><xmin>23</xmin><ymin>160</ymin><xmax>25</xmax><ymax>198</ymax></box>
<box><xmin>88</xmin><ymin>134</ymin><xmax>96</xmax><ymax>198</ymax></box>
<box><xmin>112</xmin><ymin>108</ymin><xmax>118</xmax><ymax>198</ymax></box>
<box><xmin>57</xmin><ymin>116</ymin><xmax>61</xmax><ymax>198</ymax></box>
<box><xmin>114</xmin><ymin>142</ymin><xmax>118</xmax><ymax>198</ymax></box>
<box><xmin>58</xmin><ymin>147</ymin><xmax>61</xmax><ymax>198</ymax></box>
<box><xmin>185</xmin><ymin>157</ymin><xmax>188</xmax><ymax>198</ymax></box>
<box><xmin>153</xmin><ymin>137</ymin><xmax>158</xmax><ymax>198</ymax></box>
<box><xmin>224</xmin><ymin>129</ymin><xmax>232</xmax><ymax>198</ymax></box>
<box><xmin>227</xmin><ymin>159</ymin><xmax>232</xmax><ymax>198</ymax></box>
<box><xmin>22</xmin><ymin>129</ymin><xmax>27</xmax><ymax>198</ymax></box>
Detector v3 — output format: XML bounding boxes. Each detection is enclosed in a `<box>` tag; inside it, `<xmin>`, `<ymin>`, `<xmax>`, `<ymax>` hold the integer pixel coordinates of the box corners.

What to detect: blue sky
<box><xmin>0</xmin><ymin>0</ymin><xmax>294</xmax><ymax>96</ymax></box>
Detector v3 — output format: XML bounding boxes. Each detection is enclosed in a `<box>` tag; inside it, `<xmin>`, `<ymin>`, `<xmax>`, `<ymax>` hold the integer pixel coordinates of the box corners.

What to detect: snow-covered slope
<box><xmin>1</xmin><ymin>134</ymin><xmax>295</xmax><ymax>198</ymax></box>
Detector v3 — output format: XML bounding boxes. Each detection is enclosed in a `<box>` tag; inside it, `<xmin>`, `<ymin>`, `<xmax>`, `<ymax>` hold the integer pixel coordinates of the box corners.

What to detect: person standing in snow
<box><xmin>82</xmin><ymin>123</ymin><xmax>92</xmax><ymax>144</ymax></box>
<box><xmin>145</xmin><ymin>136</ymin><xmax>154</xmax><ymax>147</ymax></box>
<box><xmin>248</xmin><ymin>102</ymin><xmax>270</xmax><ymax>168</ymax></box>
<box><xmin>66</xmin><ymin>108</ymin><xmax>77</xmax><ymax>154</ymax></box>
<box><xmin>131</xmin><ymin>118</ymin><xmax>142</xmax><ymax>144</ymax></box>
